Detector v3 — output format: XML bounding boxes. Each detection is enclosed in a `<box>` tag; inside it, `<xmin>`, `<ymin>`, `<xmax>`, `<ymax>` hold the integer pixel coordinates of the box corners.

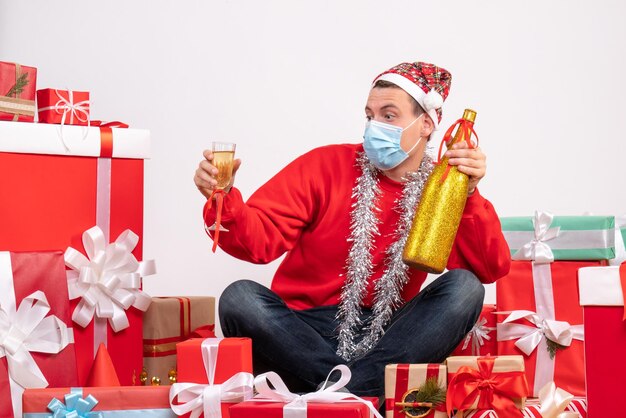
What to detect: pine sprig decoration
<box><xmin>5</xmin><ymin>72</ymin><xmax>29</xmax><ymax>97</ymax></box>
<box><xmin>546</xmin><ymin>338</ymin><xmax>567</xmax><ymax>359</ymax></box>
<box><xmin>412</xmin><ymin>377</ymin><xmax>446</xmax><ymax>406</ymax></box>
<box><xmin>398</xmin><ymin>377</ymin><xmax>447</xmax><ymax>418</ymax></box>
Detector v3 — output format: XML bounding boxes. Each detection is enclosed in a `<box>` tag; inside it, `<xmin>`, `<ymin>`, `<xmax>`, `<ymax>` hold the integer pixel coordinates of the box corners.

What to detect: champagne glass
<box><xmin>205</xmin><ymin>141</ymin><xmax>236</xmax><ymax>233</ymax></box>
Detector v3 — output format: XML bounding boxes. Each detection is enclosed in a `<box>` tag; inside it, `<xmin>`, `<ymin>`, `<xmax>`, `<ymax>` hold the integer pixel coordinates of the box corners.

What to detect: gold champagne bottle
<box><xmin>402</xmin><ymin>109</ymin><xmax>477</xmax><ymax>273</ymax></box>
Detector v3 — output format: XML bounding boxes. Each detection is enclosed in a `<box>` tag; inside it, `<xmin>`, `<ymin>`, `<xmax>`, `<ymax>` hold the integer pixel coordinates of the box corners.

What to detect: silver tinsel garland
<box><xmin>335</xmin><ymin>152</ymin><xmax>434</xmax><ymax>361</ymax></box>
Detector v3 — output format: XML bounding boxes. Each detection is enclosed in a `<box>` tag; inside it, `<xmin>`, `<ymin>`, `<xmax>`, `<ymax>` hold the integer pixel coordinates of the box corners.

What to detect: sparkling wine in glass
<box><xmin>206</xmin><ymin>141</ymin><xmax>236</xmax><ymax>232</ymax></box>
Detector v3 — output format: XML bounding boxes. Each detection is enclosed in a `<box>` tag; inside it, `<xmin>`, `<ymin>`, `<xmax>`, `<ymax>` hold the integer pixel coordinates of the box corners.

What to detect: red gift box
<box><xmin>171</xmin><ymin>338</ymin><xmax>253</xmax><ymax>418</ymax></box>
<box><xmin>230</xmin><ymin>365</ymin><xmax>380</xmax><ymax>418</ymax></box>
<box><xmin>0</xmin><ymin>251</ymin><xmax>78</xmax><ymax>418</ymax></box>
<box><xmin>579</xmin><ymin>264</ymin><xmax>626</xmax><ymax>418</ymax></box>
<box><xmin>22</xmin><ymin>386</ymin><xmax>173</xmax><ymax>416</ymax></box>
<box><xmin>37</xmin><ymin>88</ymin><xmax>90</xmax><ymax>125</ymax></box>
<box><xmin>446</xmin><ymin>356</ymin><xmax>528</xmax><ymax>417</ymax></box>
<box><xmin>0</xmin><ymin>61</ymin><xmax>37</xmax><ymax>122</ymax></box>
<box><xmin>0</xmin><ymin>121</ymin><xmax>151</xmax><ymax>386</ymax></box>
<box><xmin>384</xmin><ymin>363</ymin><xmax>447</xmax><ymax>418</ymax></box>
<box><xmin>176</xmin><ymin>338</ymin><xmax>253</xmax><ymax>384</ymax></box>
<box><xmin>230</xmin><ymin>398</ymin><xmax>380</xmax><ymax>418</ymax></box>
<box><xmin>452</xmin><ymin>304</ymin><xmax>497</xmax><ymax>356</ymax></box>
<box><xmin>495</xmin><ymin>260</ymin><xmax>601</xmax><ymax>397</ymax></box>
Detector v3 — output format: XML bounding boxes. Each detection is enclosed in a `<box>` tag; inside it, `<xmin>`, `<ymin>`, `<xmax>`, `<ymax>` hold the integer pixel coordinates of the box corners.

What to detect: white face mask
<box><xmin>363</xmin><ymin>114</ymin><xmax>423</xmax><ymax>170</ymax></box>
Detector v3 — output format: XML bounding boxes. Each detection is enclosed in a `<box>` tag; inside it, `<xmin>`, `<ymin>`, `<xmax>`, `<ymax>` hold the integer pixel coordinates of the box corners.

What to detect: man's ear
<box><xmin>421</xmin><ymin>114</ymin><xmax>435</xmax><ymax>137</ymax></box>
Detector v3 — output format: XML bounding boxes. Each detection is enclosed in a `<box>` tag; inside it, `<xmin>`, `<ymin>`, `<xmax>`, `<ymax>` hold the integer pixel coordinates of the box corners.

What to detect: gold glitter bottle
<box><xmin>402</xmin><ymin>109</ymin><xmax>477</xmax><ymax>273</ymax></box>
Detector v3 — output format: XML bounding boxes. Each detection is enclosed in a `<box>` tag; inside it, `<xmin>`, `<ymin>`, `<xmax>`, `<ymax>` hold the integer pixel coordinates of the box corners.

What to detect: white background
<box><xmin>1</xmin><ymin>1</ymin><xmax>625</xmax><ymax>334</ymax></box>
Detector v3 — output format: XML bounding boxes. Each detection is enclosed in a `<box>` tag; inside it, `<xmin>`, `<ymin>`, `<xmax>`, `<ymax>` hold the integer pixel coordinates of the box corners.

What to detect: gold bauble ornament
<box><xmin>168</xmin><ymin>368</ymin><xmax>178</xmax><ymax>384</ymax></box>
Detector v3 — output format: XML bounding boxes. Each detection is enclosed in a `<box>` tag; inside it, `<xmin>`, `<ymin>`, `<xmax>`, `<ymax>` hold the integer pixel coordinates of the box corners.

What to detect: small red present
<box><xmin>446</xmin><ymin>356</ymin><xmax>528</xmax><ymax>418</ymax></box>
<box><xmin>0</xmin><ymin>61</ymin><xmax>37</xmax><ymax>122</ymax></box>
<box><xmin>0</xmin><ymin>251</ymin><xmax>77</xmax><ymax>418</ymax></box>
<box><xmin>143</xmin><ymin>296</ymin><xmax>216</xmax><ymax>386</ymax></box>
<box><xmin>37</xmin><ymin>88</ymin><xmax>90</xmax><ymax>126</ymax></box>
<box><xmin>452</xmin><ymin>304</ymin><xmax>497</xmax><ymax>356</ymax></box>
<box><xmin>176</xmin><ymin>338</ymin><xmax>252</xmax><ymax>384</ymax></box>
<box><xmin>171</xmin><ymin>338</ymin><xmax>254</xmax><ymax>417</ymax></box>
<box><xmin>230</xmin><ymin>365</ymin><xmax>381</xmax><ymax>418</ymax></box>
<box><xmin>384</xmin><ymin>363</ymin><xmax>447</xmax><ymax>418</ymax></box>
<box><xmin>578</xmin><ymin>264</ymin><xmax>626</xmax><ymax>418</ymax></box>
<box><xmin>496</xmin><ymin>261</ymin><xmax>600</xmax><ymax>397</ymax></box>
<box><xmin>22</xmin><ymin>386</ymin><xmax>173</xmax><ymax>416</ymax></box>
<box><xmin>0</xmin><ymin>120</ymin><xmax>151</xmax><ymax>386</ymax></box>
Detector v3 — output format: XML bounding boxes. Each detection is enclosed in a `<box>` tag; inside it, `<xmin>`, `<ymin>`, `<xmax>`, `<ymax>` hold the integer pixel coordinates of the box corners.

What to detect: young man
<box><xmin>194</xmin><ymin>61</ymin><xmax>510</xmax><ymax>397</ymax></box>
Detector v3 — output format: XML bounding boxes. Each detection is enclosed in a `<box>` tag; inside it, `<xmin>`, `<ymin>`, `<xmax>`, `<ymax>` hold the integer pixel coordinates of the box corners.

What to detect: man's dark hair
<box><xmin>373</xmin><ymin>80</ymin><xmax>425</xmax><ymax>118</ymax></box>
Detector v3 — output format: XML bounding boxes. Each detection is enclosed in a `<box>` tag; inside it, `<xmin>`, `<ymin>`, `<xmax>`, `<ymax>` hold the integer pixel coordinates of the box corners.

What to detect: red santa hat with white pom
<box><xmin>373</xmin><ymin>61</ymin><xmax>452</xmax><ymax>130</ymax></box>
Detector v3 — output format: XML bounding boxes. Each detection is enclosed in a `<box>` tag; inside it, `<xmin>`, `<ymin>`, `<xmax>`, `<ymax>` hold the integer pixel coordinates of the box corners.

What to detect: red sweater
<box><xmin>204</xmin><ymin>143</ymin><xmax>511</xmax><ymax>310</ymax></box>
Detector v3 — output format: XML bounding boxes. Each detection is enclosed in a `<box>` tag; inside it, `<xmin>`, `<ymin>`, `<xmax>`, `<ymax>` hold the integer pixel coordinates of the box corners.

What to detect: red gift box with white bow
<box><xmin>495</xmin><ymin>260</ymin><xmax>602</xmax><ymax>397</ymax></box>
<box><xmin>0</xmin><ymin>120</ymin><xmax>152</xmax><ymax>386</ymax></box>
<box><xmin>0</xmin><ymin>251</ymin><xmax>77</xmax><ymax>418</ymax></box>
<box><xmin>37</xmin><ymin>88</ymin><xmax>90</xmax><ymax>126</ymax></box>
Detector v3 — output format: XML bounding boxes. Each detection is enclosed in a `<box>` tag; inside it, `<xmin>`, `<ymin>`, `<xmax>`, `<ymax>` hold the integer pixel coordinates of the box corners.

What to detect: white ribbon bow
<box><xmin>512</xmin><ymin>210</ymin><xmax>560</xmax><ymax>263</ymax></box>
<box><xmin>461</xmin><ymin>317</ymin><xmax>496</xmax><ymax>356</ymax></box>
<box><xmin>253</xmin><ymin>365</ymin><xmax>383</xmax><ymax>418</ymax></box>
<box><xmin>538</xmin><ymin>382</ymin><xmax>579</xmax><ymax>418</ymax></box>
<box><xmin>170</xmin><ymin>372</ymin><xmax>254</xmax><ymax>418</ymax></box>
<box><xmin>496</xmin><ymin>310</ymin><xmax>583</xmax><ymax>355</ymax></box>
<box><xmin>170</xmin><ymin>338</ymin><xmax>254</xmax><ymax>418</ymax></box>
<box><xmin>64</xmin><ymin>226</ymin><xmax>155</xmax><ymax>332</ymax></box>
<box><xmin>0</xmin><ymin>290</ymin><xmax>74</xmax><ymax>389</ymax></box>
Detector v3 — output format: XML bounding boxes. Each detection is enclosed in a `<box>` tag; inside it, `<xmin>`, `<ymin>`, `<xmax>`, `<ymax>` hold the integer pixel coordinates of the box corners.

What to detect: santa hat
<box><xmin>373</xmin><ymin>61</ymin><xmax>452</xmax><ymax>130</ymax></box>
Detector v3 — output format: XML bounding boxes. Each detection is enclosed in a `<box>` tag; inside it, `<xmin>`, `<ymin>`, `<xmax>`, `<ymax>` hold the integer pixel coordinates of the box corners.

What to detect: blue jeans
<box><xmin>219</xmin><ymin>269</ymin><xmax>484</xmax><ymax>397</ymax></box>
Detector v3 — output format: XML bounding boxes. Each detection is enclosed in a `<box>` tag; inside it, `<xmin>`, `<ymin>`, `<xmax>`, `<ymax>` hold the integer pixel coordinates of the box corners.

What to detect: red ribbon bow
<box><xmin>446</xmin><ymin>356</ymin><xmax>528</xmax><ymax>418</ymax></box>
<box><xmin>436</xmin><ymin>118</ymin><xmax>479</xmax><ymax>183</ymax></box>
<box><xmin>204</xmin><ymin>189</ymin><xmax>226</xmax><ymax>253</ymax></box>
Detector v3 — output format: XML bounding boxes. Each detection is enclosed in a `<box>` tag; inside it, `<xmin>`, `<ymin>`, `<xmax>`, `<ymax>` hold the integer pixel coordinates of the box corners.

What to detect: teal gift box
<box><xmin>500</xmin><ymin>211</ymin><xmax>615</xmax><ymax>261</ymax></box>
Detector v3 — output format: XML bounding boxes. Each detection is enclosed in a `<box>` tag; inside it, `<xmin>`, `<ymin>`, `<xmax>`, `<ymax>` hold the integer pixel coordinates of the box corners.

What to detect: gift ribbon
<box><xmin>496</xmin><ymin>310</ymin><xmax>584</xmax><ymax>356</ymax></box>
<box><xmin>47</xmin><ymin>387</ymin><xmax>101</xmax><ymax>417</ymax></box>
<box><xmin>496</xmin><ymin>263</ymin><xmax>584</xmax><ymax>396</ymax></box>
<box><xmin>446</xmin><ymin>357</ymin><xmax>527</xmax><ymax>418</ymax></box>
<box><xmin>609</xmin><ymin>214</ymin><xmax>626</xmax><ymax>267</ymax></box>
<box><xmin>91</xmin><ymin>122</ymin><xmax>131</xmax><ymax>351</ymax></box>
<box><xmin>252</xmin><ymin>364</ymin><xmax>383</xmax><ymax>418</ymax></box>
<box><xmin>204</xmin><ymin>189</ymin><xmax>225</xmax><ymax>253</ymax></box>
<box><xmin>436</xmin><ymin>117</ymin><xmax>478</xmax><ymax>183</ymax></box>
<box><xmin>64</xmin><ymin>226</ymin><xmax>155</xmax><ymax>354</ymax></box>
<box><xmin>0</xmin><ymin>252</ymin><xmax>75</xmax><ymax>418</ymax></box>
<box><xmin>461</xmin><ymin>317</ymin><xmax>496</xmax><ymax>356</ymax></box>
<box><xmin>537</xmin><ymin>382</ymin><xmax>578</xmax><ymax>418</ymax></box>
<box><xmin>511</xmin><ymin>211</ymin><xmax>560</xmax><ymax>263</ymax></box>
<box><xmin>169</xmin><ymin>338</ymin><xmax>254</xmax><ymax>418</ymax></box>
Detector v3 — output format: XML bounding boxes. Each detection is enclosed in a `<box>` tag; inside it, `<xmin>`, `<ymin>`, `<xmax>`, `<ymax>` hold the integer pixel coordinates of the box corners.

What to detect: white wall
<box><xmin>1</xmin><ymin>1</ymin><xmax>625</xmax><ymax>331</ymax></box>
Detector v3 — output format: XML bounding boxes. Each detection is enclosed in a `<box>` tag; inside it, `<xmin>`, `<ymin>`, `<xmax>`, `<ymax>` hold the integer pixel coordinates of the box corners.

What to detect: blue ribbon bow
<box><xmin>47</xmin><ymin>389</ymin><xmax>102</xmax><ymax>418</ymax></box>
